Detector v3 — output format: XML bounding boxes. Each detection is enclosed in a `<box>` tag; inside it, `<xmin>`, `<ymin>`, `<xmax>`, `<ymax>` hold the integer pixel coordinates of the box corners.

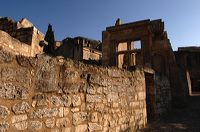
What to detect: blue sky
<box><xmin>0</xmin><ymin>0</ymin><xmax>200</xmax><ymax>50</ymax></box>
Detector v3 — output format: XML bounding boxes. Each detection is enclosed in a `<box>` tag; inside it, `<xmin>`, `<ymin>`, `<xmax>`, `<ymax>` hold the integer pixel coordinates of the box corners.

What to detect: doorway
<box><xmin>145</xmin><ymin>72</ymin><xmax>155</xmax><ymax>121</ymax></box>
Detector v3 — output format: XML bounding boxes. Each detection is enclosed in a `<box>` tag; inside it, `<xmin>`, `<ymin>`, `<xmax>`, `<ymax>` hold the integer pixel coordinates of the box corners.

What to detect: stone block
<box><xmin>0</xmin><ymin>83</ymin><xmax>29</xmax><ymax>99</ymax></box>
<box><xmin>130</xmin><ymin>102</ymin><xmax>140</xmax><ymax>108</ymax></box>
<box><xmin>75</xmin><ymin>124</ymin><xmax>88</xmax><ymax>132</ymax></box>
<box><xmin>0</xmin><ymin>105</ymin><xmax>9</xmax><ymax>119</ymax></box>
<box><xmin>107</xmin><ymin>69</ymin><xmax>122</xmax><ymax>77</ymax></box>
<box><xmin>51</xmin><ymin>95</ymin><xmax>71</xmax><ymax>107</ymax></box>
<box><xmin>61</xmin><ymin>127</ymin><xmax>71</xmax><ymax>132</ymax></box>
<box><xmin>0</xmin><ymin>122</ymin><xmax>9</xmax><ymax>132</ymax></box>
<box><xmin>63</xmin><ymin>59</ymin><xmax>74</xmax><ymax>69</ymax></box>
<box><xmin>13</xmin><ymin>121</ymin><xmax>27</xmax><ymax>131</ymax></box>
<box><xmin>62</xmin><ymin>83</ymin><xmax>82</xmax><ymax>94</ymax></box>
<box><xmin>59</xmin><ymin>107</ymin><xmax>69</xmax><ymax>117</ymax></box>
<box><xmin>32</xmin><ymin>94</ymin><xmax>49</xmax><ymax>107</ymax></box>
<box><xmin>87</xmin><ymin>85</ymin><xmax>96</xmax><ymax>94</ymax></box>
<box><xmin>86</xmin><ymin>103</ymin><xmax>94</xmax><ymax>111</ymax></box>
<box><xmin>88</xmin><ymin>123</ymin><xmax>102</xmax><ymax>131</ymax></box>
<box><xmin>112</xmin><ymin>102</ymin><xmax>119</xmax><ymax>108</ymax></box>
<box><xmin>51</xmin><ymin>95</ymin><xmax>62</xmax><ymax>107</ymax></box>
<box><xmin>56</xmin><ymin>117</ymin><xmax>70</xmax><ymax>128</ymax></box>
<box><xmin>12</xmin><ymin>101</ymin><xmax>30</xmax><ymax>114</ymax></box>
<box><xmin>35</xmin><ymin>58</ymin><xmax>58</xmax><ymax>92</ymax></box>
<box><xmin>90</xmin><ymin>112</ymin><xmax>98</xmax><ymax>123</ymax></box>
<box><xmin>12</xmin><ymin>114</ymin><xmax>27</xmax><ymax>124</ymax></box>
<box><xmin>31</xmin><ymin>108</ymin><xmax>58</xmax><ymax>119</ymax></box>
<box><xmin>63</xmin><ymin>70</ymin><xmax>79</xmax><ymax>82</ymax></box>
<box><xmin>71</xmin><ymin>107</ymin><xmax>79</xmax><ymax>113</ymax></box>
<box><xmin>120</xmin><ymin>124</ymin><xmax>129</xmax><ymax>131</ymax></box>
<box><xmin>16</xmin><ymin>55</ymin><xmax>37</xmax><ymax>67</ymax></box>
<box><xmin>89</xmin><ymin>74</ymin><xmax>109</xmax><ymax>86</ymax></box>
<box><xmin>72</xmin><ymin>95</ymin><xmax>81</xmax><ymax>107</ymax></box>
<box><xmin>0</xmin><ymin>49</ymin><xmax>14</xmax><ymax>64</ymax></box>
<box><xmin>107</xmin><ymin>93</ymin><xmax>119</xmax><ymax>102</ymax></box>
<box><xmin>138</xmin><ymin>92</ymin><xmax>145</xmax><ymax>100</ymax></box>
<box><xmin>1</xmin><ymin>67</ymin><xmax>30</xmax><ymax>84</ymax></box>
<box><xmin>96</xmin><ymin>86</ymin><xmax>103</xmax><ymax>94</ymax></box>
<box><xmin>35</xmin><ymin>79</ymin><xmax>58</xmax><ymax>92</ymax></box>
<box><xmin>28</xmin><ymin>121</ymin><xmax>42</xmax><ymax>131</ymax></box>
<box><xmin>50</xmin><ymin>128</ymin><xmax>59</xmax><ymax>132</ymax></box>
<box><xmin>73</xmin><ymin>112</ymin><xmax>88</xmax><ymax>125</ymax></box>
<box><xmin>102</xmin><ymin>127</ymin><xmax>108</xmax><ymax>132</ymax></box>
<box><xmin>86</xmin><ymin>95</ymin><xmax>102</xmax><ymax>103</ymax></box>
<box><xmin>45</xmin><ymin>118</ymin><xmax>55</xmax><ymax>128</ymax></box>
<box><xmin>61</xmin><ymin>95</ymin><xmax>72</xmax><ymax>107</ymax></box>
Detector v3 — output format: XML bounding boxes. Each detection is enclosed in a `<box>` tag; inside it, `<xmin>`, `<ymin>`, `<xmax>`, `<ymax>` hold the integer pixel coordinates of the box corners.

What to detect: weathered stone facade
<box><xmin>0</xmin><ymin>48</ymin><xmax>148</xmax><ymax>131</ymax></box>
<box><xmin>0</xmin><ymin>17</ymin><xmax>176</xmax><ymax>131</ymax></box>
<box><xmin>0</xmin><ymin>17</ymin><xmax>44</xmax><ymax>56</ymax></box>
<box><xmin>55</xmin><ymin>37</ymin><xmax>102</xmax><ymax>64</ymax></box>
<box><xmin>102</xmin><ymin>19</ymin><xmax>181</xmax><ymax>106</ymax></box>
<box><xmin>175</xmin><ymin>47</ymin><xmax>200</xmax><ymax>97</ymax></box>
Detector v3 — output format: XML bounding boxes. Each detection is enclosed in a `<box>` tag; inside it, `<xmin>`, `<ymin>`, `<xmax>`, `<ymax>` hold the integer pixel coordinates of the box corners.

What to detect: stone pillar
<box><xmin>127</xmin><ymin>41</ymin><xmax>132</xmax><ymax>68</ymax></box>
<box><xmin>141</xmin><ymin>36</ymin><xmax>151</xmax><ymax>67</ymax></box>
<box><xmin>109</xmin><ymin>41</ymin><xmax>118</xmax><ymax>66</ymax></box>
<box><xmin>102</xmin><ymin>31</ymin><xmax>110</xmax><ymax>66</ymax></box>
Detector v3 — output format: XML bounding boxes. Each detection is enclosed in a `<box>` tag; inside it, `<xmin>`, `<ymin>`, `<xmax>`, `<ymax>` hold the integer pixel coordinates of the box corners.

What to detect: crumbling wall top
<box><xmin>19</xmin><ymin>18</ymin><xmax>34</xmax><ymax>28</ymax></box>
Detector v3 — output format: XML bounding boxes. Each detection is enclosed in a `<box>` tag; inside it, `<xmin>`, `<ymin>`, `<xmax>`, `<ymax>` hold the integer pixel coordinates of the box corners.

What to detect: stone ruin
<box><xmin>0</xmin><ymin>17</ymin><xmax>199</xmax><ymax>131</ymax></box>
<box><xmin>0</xmin><ymin>17</ymin><xmax>44</xmax><ymax>56</ymax></box>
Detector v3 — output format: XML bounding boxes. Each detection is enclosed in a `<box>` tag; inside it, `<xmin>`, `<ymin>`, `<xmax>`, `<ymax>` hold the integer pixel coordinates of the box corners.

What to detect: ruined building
<box><xmin>0</xmin><ymin>17</ymin><xmax>44</xmax><ymax>56</ymax></box>
<box><xmin>42</xmin><ymin>24</ymin><xmax>102</xmax><ymax>64</ymax></box>
<box><xmin>102</xmin><ymin>19</ymin><xmax>183</xmax><ymax>105</ymax></box>
<box><xmin>55</xmin><ymin>36</ymin><xmax>102</xmax><ymax>64</ymax></box>
<box><xmin>0</xmin><ymin>17</ymin><xmax>198</xmax><ymax>131</ymax></box>
<box><xmin>175</xmin><ymin>47</ymin><xmax>200</xmax><ymax>96</ymax></box>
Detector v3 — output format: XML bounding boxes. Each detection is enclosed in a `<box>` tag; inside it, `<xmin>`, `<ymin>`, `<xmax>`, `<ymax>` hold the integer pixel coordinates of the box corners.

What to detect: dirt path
<box><xmin>141</xmin><ymin>96</ymin><xmax>200</xmax><ymax>132</ymax></box>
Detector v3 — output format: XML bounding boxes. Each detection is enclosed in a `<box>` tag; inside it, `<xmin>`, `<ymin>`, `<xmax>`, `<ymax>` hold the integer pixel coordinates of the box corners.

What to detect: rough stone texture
<box><xmin>51</xmin><ymin>95</ymin><xmax>71</xmax><ymax>107</ymax></box>
<box><xmin>72</xmin><ymin>95</ymin><xmax>81</xmax><ymax>107</ymax></box>
<box><xmin>88</xmin><ymin>123</ymin><xmax>102</xmax><ymax>131</ymax></box>
<box><xmin>75</xmin><ymin>124</ymin><xmax>88</xmax><ymax>132</ymax></box>
<box><xmin>12</xmin><ymin>114</ymin><xmax>27</xmax><ymax>124</ymax></box>
<box><xmin>0</xmin><ymin>122</ymin><xmax>9</xmax><ymax>132</ymax></box>
<box><xmin>58</xmin><ymin>107</ymin><xmax>69</xmax><ymax>117</ymax></box>
<box><xmin>28</xmin><ymin>121</ymin><xmax>42</xmax><ymax>131</ymax></box>
<box><xmin>32</xmin><ymin>94</ymin><xmax>49</xmax><ymax>107</ymax></box>
<box><xmin>102</xmin><ymin>19</ymin><xmax>181</xmax><ymax>109</ymax></box>
<box><xmin>56</xmin><ymin>117</ymin><xmax>70</xmax><ymax>128</ymax></box>
<box><xmin>0</xmin><ymin>105</ymin><xmax>9</xmax><ymax>119</ymax></box>
<box><xmin>73</xmin><ymin>112</ymin><xmax>88</xmax><ymax>125</ymax></box>
<box><xmin>31</xmin><ymin>108</ymin><xmax>58</xmax><ymax>119</ymax></box>
<box><xmin>0</xmin><ymin>51</ymin><xmax>149</xmax><ymax>131</ymax></box>
<box><xmin>45</xmin><ymin>118</ymin><xmax>55</xmax><ymax>128</ymax></box>
<box><xmin>12</xmin><ymin>101</ymin><xmax>30</xmax><ymax>114</ymax></box>
<box><xmin>34</xmin><ymin>56</ymin><xmax>59</xmax><ymax>92</ymax></box>
<box><xmin>0</xmin><ymin>83</ymin><xmax>28</xmax><ymax>99</ymax></box>
<box><xmin>175</xmin><ymin>47</ymin><xmax>200</xmax><ymax>101</ymax></box>
<box><xmin>13</xmin><ymin>121</ymin><xmax>27</xmax><ymax>131</ymax></box>
<box><xmin>0</xmin><ymin>48</ymin><xmax>14</xmax><ymax>64</ymax></box>
<box><xmin>154</xmin><ymin>74</ymin><xmax>172</xmax><ymax>116</ymax></box>
<box><xmin>0</xmin><ymin>30</ymin><xmax>32</xmax><ymax>57</ymax></box>
<box><xmin>0</xmin><ymin>17</ymin><xmax>44</xmax><ymax>57</ymax></box>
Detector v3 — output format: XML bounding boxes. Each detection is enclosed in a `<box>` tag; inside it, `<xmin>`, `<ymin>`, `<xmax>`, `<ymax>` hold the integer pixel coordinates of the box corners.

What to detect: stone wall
<box><xmin>0</xmin><ymin>49</ymin><xmax>147</xmax><ymax>132</ymax></box>
<box><xmin>0</xmin><ymin>30</ymin><xmax>32</xmax><ymax>56</ymax></box>
<box><xmin>83</xmin><ymin>48</ymin><xmax>102</xmax><ymax>61</ymax></box>
<box><xmin>154</xmin><ymin>74</ymin><xmax>171</xmax><ymax>117</ymax></box>
<box><xmin>0</xmin><ymin>29</ymin><xmax>44</xmax><ymax>57</ymax></box>
<box><xmin>0</xmin><ymin>17</ymin><xmax>44</xmax><ymax>56</ymax></box>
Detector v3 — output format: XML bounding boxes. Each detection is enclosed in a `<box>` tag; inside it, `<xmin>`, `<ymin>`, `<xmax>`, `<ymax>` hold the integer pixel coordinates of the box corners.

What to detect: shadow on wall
<box><xmin>141</xmin><ymin>96</ymin><xmax>200</xmax><ymax>131</ymax></box>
